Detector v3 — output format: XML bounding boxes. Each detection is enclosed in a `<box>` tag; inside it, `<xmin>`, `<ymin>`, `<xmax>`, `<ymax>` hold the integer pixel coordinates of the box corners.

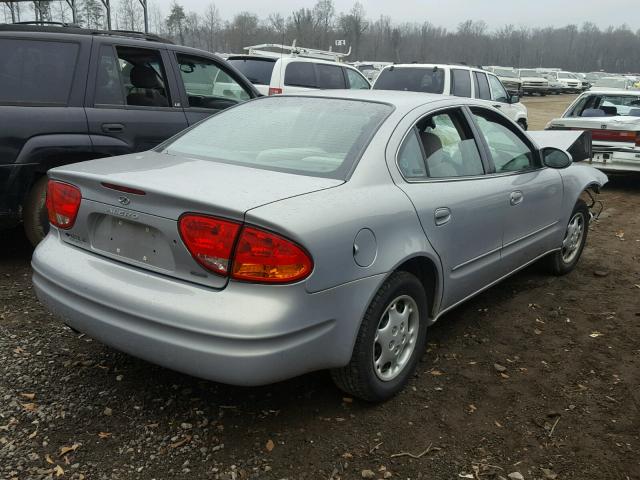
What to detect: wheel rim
<box><xmin>372</xmin><ymin>295</ymin><xmax>419</xmax><ymax>382</ymax></box>
<box><xmin>561</xmin><ymin>212</ymin><xmax>585</xmax><ymax>264</ymax></box>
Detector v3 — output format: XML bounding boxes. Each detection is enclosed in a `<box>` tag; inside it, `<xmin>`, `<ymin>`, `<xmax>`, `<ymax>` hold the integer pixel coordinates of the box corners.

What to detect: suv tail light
<box><xmin>178</xmin><ymin>214</ymin><xmax>241</xmax><ymax>276</ymax></box>
<box><xmin>178</xmin><ymin>214</ymin><xmax>313</xmax><ymax>283</ymax></box>
<box><xmin>46</xmin><ymin>180</ymin><xmax>81</xmax><ymax>229</ymax></box>
<box><xmin>268</xmin><ymin>87</ymin><xmax>283</xmax><ymax>95</ymax></box>
<box><xmin>232</xmin><ymin>226</ymin><xmax>313</xmax><ymax>283</ymax></box>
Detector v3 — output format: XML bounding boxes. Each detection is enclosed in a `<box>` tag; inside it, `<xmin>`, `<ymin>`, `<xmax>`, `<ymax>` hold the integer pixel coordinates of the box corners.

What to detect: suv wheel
<box><xmin>23</xmin><ymin>176</ymin><xmax>49</xmax><ymax>247</ymax></box>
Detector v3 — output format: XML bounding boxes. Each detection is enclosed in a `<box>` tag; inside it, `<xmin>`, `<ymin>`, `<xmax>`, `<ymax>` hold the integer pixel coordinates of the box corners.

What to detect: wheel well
<box><xmin>396</xmin><ymin>257</ymin><xmax>439</xmax><ymax>318</ymax></box>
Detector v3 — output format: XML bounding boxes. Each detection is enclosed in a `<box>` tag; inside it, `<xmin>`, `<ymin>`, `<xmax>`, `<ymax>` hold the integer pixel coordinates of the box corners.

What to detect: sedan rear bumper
<box><xmin>589</xmin><ymin>149</ymin><xmax>640</xmax><ymax>173</ymax></box>
<box><xmin>32</xmin><ymin>233</ymin><xmax>382</xmax><ymax>386</ymax></box>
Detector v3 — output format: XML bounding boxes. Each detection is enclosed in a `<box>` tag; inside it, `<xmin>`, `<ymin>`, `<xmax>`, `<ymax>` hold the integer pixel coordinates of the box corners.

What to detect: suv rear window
<box><xmin>285</xmin><ymin>62</ymin><xmax>317</xmax><ymax>88</ymax></box>
<box><xmin>164</xmin><ymin>97</ymin><xmax>393</xmax><ymax>179</ymax></box>
<box><xmin>227</xmin><ymin>57</ymin><xmax>275</xmax><ymax>86</ymax></box>
<box><xmin>0</xmin><ymin>39</ymin><xmax>79</xmax><ymax>105</ymax></box>
<box><xmin>373</xmin><ymin>67</ymin><xmax>444</xmax><ymax>94</ymax></box>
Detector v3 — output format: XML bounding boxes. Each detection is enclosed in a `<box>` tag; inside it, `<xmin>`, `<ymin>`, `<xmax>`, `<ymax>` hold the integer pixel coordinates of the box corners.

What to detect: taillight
<box><xmin>268</xmin><ymin>87</ymin><xmax>283</xmax><ymax>95</ymax></box>
<box><xmin>231</xmin><ymin>226</ymin><xmax>313</xmax><ymax>283</ymax></box>
<box><xmin>46</xmin><ymin>180</ymin><xmax>81</xmax><ymax>229</ymax></box>
<box><xmin>591</xmin><ymin>129</ymin><xmax>637</xmax><ymax>143</ymax></box>
<box><xmin>178</xmin><ymin>214</ymin><xmax>241</xmax><ymax>276</ymax></box>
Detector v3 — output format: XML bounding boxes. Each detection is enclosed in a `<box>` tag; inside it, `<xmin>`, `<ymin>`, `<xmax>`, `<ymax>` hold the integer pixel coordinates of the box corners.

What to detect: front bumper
<box><xmin>32</xmin><ymin>233</ymin><xmax>383</xmax><ymax>386</ymax></box>
<box><xmin>588</xmin><ymin>149</ymin><xmax>640</xmax><ymax>173</ymax></box>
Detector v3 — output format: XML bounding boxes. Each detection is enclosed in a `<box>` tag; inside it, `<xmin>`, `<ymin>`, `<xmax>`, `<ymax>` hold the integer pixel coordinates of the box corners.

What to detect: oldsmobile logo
<box><xmin>118</xmin><ymin>196</ymin><xmax>131</xmax><ymax>206</ymax></box>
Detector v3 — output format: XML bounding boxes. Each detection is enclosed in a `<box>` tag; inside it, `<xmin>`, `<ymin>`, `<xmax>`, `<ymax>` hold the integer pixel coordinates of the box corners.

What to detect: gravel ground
<box><xmin>1</xmin><ymin>96</ymin><xmax>639</xmax><ymax>480</ymax></box>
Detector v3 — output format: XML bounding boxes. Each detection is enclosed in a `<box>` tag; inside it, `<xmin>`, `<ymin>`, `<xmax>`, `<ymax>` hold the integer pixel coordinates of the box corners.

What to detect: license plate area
<box><xmin>91</xmin><ymin>215</ymin><xmax>175</xmax><ymax>271</ymax></box>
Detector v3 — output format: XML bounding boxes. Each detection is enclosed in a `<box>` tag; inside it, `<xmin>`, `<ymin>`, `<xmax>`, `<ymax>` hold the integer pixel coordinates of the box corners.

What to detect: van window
<box><xmin>0</xmin><ymin>39</ymin><xmax>79</xmax><ymax>105</ymax></box>
<box><xmin>285</xmin><ymin>62</ymin><xmax>317</xmax><ymax>88</ymax></box>
<box><xmin>451</xmin><ymin>69</ymin><xmax>472</xmax><ymax>98</ymax></box>
<box><xmin>316</xmin><ymin>64</ymin><xmax>346</xmax><ymax>89</ymax></box>
<box><xmin>473</xmin><ymin>72</ymin><xmax>491</xmax><ymax>100</ymax></box>
<box><xmin>346</xmin><ymin>68</ymin><xmax>370</xmax><ymax>89</ymax></box>
<box><xmin>227</xmin><ymin>57</ymin><xmax>275</xmax><ymax>86</ymax></box>
<box><xmin>373</xmin><ymin>67</ymin><xmax>445</xmax><ymax>94</ymax></box>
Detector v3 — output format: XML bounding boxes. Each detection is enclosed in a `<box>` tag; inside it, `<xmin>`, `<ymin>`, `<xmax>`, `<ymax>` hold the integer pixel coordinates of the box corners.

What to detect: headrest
<box><xmin>130</xmin><ymin>65</ymin><xmax>162</xmax><ymax>89</ymax></box>
<box><xmin>420</xmin><ymin>131</ymin><xmax>443</xmax><ymax>158</ymax></box>
<box><xmin>601</xmin><ymin>105</ymin><xmax>618</xmax><ymax>116</ymax></box>
<box><xmin>581</xmin><ymin>108</ymin><xmax>605</xmax><ymax>117</ymax></box>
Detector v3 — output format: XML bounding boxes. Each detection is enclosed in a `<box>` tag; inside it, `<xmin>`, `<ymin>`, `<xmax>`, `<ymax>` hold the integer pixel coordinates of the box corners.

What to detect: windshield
<box><xmin>559</xmin><ymin>72</ymin><xmax>576</xmax><ymax>79</ymax></box>
<box><xmin>163</xmin><ymin>97</ymin><xmax>392</xmax><ymax>179</ymax></box>
<box><xmin>494</xmin><ymin>68</ymin><xmax>517</xmax><ymax>78</ymax></box>
<box><xmin>227</xmin><ymin>57</ymin><xmax>275</xmax><ymax>85</ymax></box>
<box><xmin>570</xmin><ymin>94</ymin><xmax>640</xmax><ymax>117</ymax></box>
<box><xmin>373</xmin><ymin>67</ymin><xmax>445</xmax><ymax>94</ymax></box>
<box><xmin>519</xmin><ymin>69</ymin><xmax>540</xmax><ymax>77</ymax></box>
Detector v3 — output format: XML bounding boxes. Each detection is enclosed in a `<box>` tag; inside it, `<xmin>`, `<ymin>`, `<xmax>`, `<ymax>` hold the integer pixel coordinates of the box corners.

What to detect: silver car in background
<box><xmin>32</xmin><ymin>91</ymin><xmax>607</xmax><ymax>401</ymax></box>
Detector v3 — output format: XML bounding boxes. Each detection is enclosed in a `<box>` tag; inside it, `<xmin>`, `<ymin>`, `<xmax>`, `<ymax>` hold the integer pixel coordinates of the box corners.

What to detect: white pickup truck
<box><xmin>545</xmin><ymin>89</ymin><xmax>640</xmax><ymax>172</ymax></box>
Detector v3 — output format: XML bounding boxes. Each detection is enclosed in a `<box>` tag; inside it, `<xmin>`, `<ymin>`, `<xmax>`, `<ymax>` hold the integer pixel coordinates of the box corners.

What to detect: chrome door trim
<box><xmin>502</xmin><ymin>221</ymin><xmax>558</xmax><ymax>249</ymax></box>
<box><xmin>433</xmin><ymin>247</ymin><xmax>560</xmax><ymax>322</ymax></box>
<box><xmin>451</xmin><ymin>246</ymin><xmax>501</xmax><ymax>272</ymax></box>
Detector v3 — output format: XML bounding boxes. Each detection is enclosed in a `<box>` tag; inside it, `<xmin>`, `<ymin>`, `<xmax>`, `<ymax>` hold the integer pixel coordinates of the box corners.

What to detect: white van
<box><xmin>373</xmin><ymin>64</ymin><xmax>529</xmax><ymax>129</ymax></box>
<box><xmin>227</xmin><ymin>43</ymin><xmax>370</xmax><ymax>96</ymax></box>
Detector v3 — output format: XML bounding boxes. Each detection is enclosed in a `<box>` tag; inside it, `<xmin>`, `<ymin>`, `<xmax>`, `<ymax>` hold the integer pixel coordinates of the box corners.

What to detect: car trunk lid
<box><xmin>547</xmin><ymin>116</ymin><xmax>640</xmax><ymax>150</ymax></box>
<box><xmin>49</xmin><ymin>151</ymin><xmax>342</xmax><ymax>289</ymax></box>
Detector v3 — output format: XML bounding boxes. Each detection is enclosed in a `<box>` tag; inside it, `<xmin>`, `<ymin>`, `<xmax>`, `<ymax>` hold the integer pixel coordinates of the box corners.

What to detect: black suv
<box><xmin>0</xmin><ymin>24</ymin><xmax>259</xmax><ymax>245</ymax></box>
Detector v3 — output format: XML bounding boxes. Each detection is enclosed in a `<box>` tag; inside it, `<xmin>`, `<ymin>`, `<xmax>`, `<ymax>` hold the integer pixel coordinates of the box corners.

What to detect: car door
<box><xmin>390</xmin><ymin>106</ymin><xmax>509</xmax><ymax>311</ymax></box>
<box><xmin>170</xmin><ymin>51</ymin><xmax>255</xmax><ymax>126</ymax></box>
<box><xmin>468</xmin><ymin>106</ymin><xmax>564</xmax><ymax>272</ymax></box>
<box><xmin>85</xmin><ymin>42</ymin><xmax>189</xmax><ymax>156</ymax></box>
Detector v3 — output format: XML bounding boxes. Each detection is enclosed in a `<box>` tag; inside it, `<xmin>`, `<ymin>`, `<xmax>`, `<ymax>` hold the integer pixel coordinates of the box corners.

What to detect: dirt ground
<box><xmin>1</xmin><ymin>96</ymin><xmax>639</xmax><ymax>480</ymax></box>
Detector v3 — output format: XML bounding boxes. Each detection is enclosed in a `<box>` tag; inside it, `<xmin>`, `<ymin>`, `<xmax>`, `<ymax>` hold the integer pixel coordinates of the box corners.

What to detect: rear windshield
<box><xmin>0</xmin><ymin>39</ymin><xmax>79</xmax><ymax>105</ymax></box>
<box><xmin>570</xmin><ymin>94</ymin><xmax>640</xmax><ymax>117</ymax></box>
<box><xmin>373</xmin><ymin>67</ymin><xmax>445</xmax><ymax>94</ymax></box>
<box><xmin>163</xmin><ymin>97</ymin><xmax>393</xmax><ymax>179</ymax></box>
<box><xmin>594</xmin><ymin>78</ymin><xmax>628</xmax><ymax>89</ymax></box>
<box><xmin>227</xmin><ymin>57</ymin><xmax>275</xmax><ymax>85</ymax></box>
<box><xmin>519</xmin><ymin>70</ymin><xmax>540</xmax><ymax>77</ymax></box>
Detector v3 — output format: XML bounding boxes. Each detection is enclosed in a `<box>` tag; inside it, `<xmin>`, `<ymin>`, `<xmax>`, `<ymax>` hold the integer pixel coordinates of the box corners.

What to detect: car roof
<box><xmin>581</xmin><ymin>89</ymin><xmax>640</xmax><ymax>96</ymax></box>
<box><xmin>228</xmin><ymin>54</ymin><xmax>360</xmax><ymax>69</ymax></box>
<box><xmin>283</xmin><ymin>89</ymin><xmax>485</xmax><ymax>113</ymax></box>
<box><xmin>380</xmin><ymin>63</ymin><xmax>484</xmax><ymax>72</ymax></box>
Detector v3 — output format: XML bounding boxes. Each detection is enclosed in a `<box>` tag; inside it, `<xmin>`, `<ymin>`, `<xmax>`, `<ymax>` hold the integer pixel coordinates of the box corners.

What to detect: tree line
<box><xmin>3</xmin><ymin>0</ymin><xmax>640</xmax><ymax>73</ymax></box>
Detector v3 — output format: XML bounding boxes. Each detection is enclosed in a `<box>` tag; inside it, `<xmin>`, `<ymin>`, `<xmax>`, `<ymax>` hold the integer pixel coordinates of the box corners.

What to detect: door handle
<box><xmin>434</xmin><ymin>207</ymin><xmax>451</xmax><ymax>226</ymax></box>
<box><xmin>510</xmin><ymin>190</ymin><xmax>524</xmax><ymax>206</ymax></box>
<box><xmin>101</xmin><ymin>123</ymin><xmax>125</xmax><ymax>133</ymax></box>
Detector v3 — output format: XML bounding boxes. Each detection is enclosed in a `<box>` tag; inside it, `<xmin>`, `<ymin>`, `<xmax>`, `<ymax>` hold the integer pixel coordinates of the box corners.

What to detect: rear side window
<box><xmin>316</xmin><ymin>64</ymin><xmax>346</xmax><ymax>89</ymax></box>
<box><xmin>285</xmin><ymin>62</ymin><xmax>317</xmax><ymax>88</ymax></box>
<box><xmin>473</xmin><ymin>71</ymin><xmax>491</xmax><ymax>100</ymax></box>
<box><xmin>227</xmin><ymin>58</ymin><xmax>275</xmax><ymax>86</ymax></box>
<box><xmin>345</xmin><ymin>68</ymin><xmax>370</xmax><ymax>89</ymax></box>
<box><xmin>373</xmin><ymin>67</ymin><xmax>445</xmax><ymax>94</ymax></box>
<box><xmin>451</xmin><ymin>69</ymin><xmax>471</xmax><ymax>97</ymax></box>
<box><xmin>0</xmin><ymin>39</ymin><xmax>79</xmax><ymax>106</ymax></box>
<box><xmin>94</xmin><ymin>45</ymin><xmax>124</xmax><ymax>105</ymax></box>
<box><xmin>115</xmin><ymin>46</ymin><xmax>171</xmax><ymax>108</ymax></box>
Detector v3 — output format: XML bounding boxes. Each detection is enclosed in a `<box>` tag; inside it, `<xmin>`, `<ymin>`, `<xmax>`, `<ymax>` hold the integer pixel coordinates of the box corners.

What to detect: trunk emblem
<box><xmin>118</xmin><ymin>196</ymin><xmax>131</xmax><ymax>206</ymax></box>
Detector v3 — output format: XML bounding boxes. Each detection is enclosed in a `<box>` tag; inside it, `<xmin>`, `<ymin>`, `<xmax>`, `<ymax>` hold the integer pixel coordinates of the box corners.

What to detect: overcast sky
<box><xmin>172</xmin><ymin>0</ymin><xmax>636</xmax><ymax>29</ymax></box>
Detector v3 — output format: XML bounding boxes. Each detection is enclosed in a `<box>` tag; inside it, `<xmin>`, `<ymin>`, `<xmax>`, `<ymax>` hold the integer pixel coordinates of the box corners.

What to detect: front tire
<box><xmin>331</xmin><ymin>271</ymin><xmax>428</xmax><ymax>402</ymax></box>
<box><xmin>547</xmin><ymin>200</ymin><xmax>589</xmax><ymax>275</ymax></box>
<box><xmin>23</xmin><ymin>176</ymin><xmax>49</xmax><ymax>247</ymax></box>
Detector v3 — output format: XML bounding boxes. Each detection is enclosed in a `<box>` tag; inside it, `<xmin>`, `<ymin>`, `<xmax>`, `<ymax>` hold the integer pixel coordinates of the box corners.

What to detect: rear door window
<box><xmin>0</xmin><ymin>38</ymin><xmax>79</xmax><ymax>105</ymax></box>
<box><xmin>451</xmin><ymin>69</ymin><xmax>472</xmax><ymax>98</ymax></box>
<box><xmin>316</xmin><ymin>64</ymin><xmax>346</xmax><ymax>89</ymax></box>
<box><xmin>373</xmin><ymin>67</ymin><xmax>445</xmax><ymax>94</ymax></box>
<box><xmin>473</xmin><ymin>72</ymin><xmax>491</xmax><ymax>100</ymax></box>
<box><xmin>227</xmin><ymin>57</ymin><xmax>275</xmax><ymax>86</ymax></box>
<box><xmin>94</xmin><ymin>45</ymin><xmax>125</xmax><ymax>105</ymax></box>
<box><xmin>114</xmin><ymin>46</ymin><xmax>172</xmax><ymax>108</ymax></box>
<box><xmin>285</xmin><ymin>62</ymin><xmax>317</xmax><ymax>88</ymax></box>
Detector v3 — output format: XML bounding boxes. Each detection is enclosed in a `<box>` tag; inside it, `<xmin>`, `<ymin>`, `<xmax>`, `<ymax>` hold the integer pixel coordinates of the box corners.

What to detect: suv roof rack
<box><xmin>243</xmin><ymin>40</ymin><xmax>351</xmax><ymax>62</ymax></box>
<box><xmin>0</xmin><ymin>23</ymin><xmax>172</xmax><ymax>44</ymax></box>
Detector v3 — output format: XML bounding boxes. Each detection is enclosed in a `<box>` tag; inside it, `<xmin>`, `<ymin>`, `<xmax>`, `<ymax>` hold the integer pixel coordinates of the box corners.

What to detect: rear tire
<box><xmin>547</xmin><ymin>200</ymin><xmax>589</xmax><ymax>275</ymax></box>
<box><xmin>23</xmin><ymin>176</ymin><xmax>49</xmax><ymax>247</ymax></box>
<box><xmin>331</xmin><ymin>271</ymin><xmax>428</xmax><ymax>402</ymax></box>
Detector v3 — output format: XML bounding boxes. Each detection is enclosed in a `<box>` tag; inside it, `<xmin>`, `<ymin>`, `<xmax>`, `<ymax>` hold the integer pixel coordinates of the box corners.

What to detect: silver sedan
<box><xmin>32</xmin><ymin>91</ymin><xmax>607</xmax><ymax>401</ymax></box>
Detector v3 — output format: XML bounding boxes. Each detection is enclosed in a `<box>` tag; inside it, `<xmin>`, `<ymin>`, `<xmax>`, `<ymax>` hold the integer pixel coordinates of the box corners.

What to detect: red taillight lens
<box><xmin>178</xmin><ymin>214</ymin><xmax>241</xmax><ymax>276</ymax></box>
<box><xmin>591</xmin><ymin>129</ymin><xmax>637</xmax><ymax>143</ymax></box>
<box><xmin>231</xmin><ymin>227</ymin><xmax>313</xmax><ymax>283</ymax></box>
<box><xmin>46</xmin><ymin>180</ymin><xmax>81</xmax><ymax>229</ymax></box>
<box><xmin>268</xmin><ymin>87</ymin><xmax>283</xmax><ymax>95</ymax></box>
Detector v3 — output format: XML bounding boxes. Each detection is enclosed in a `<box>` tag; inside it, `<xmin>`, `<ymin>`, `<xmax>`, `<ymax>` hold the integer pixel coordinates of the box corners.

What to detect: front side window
<box><xmin>473</xmin><ymin>72</ymin><xmax>491</xmax><ymax>100</ymax></box>
<box><xmin>373</xmin><ymin>67</ymin><xmax>445</xmax><ymax>94</ymax></box>
<box><xmin>316</xmin><ymin>64</ymin><xmax>346</xmax><ymax>89</ymax></box>
<box><xmin>472</xmin><ymin>108</ymin><xmax>536</xmax><ymax>173</ymax></box>
<box><xmin>285</xmin><ymin>62</ymin><xmax>317</xmax><ymax>88</ymax></box>
<box><xmin>164</xmin><ymin>97</ymin><xmax>392</xmax><ymax>179</ymax></box>
<box><xmin>346</xmin><ymin>68</ymin><xmax>370</xmax><ymax>89</ymax></box>
<box><xmin>451</xmin><ymin>69</ymin><xmax>472</xmax><ymax>98</ymax></box>
<box><xmin>115</xmin><ymin>46</ymin><xmax>171</xmax><ymax>108</ymax></box>
<box><xmin>488</xmin><ymin>74</ymin><xmax>509</xmax><ymax>102</ymax></box>
<box><xmin>177</xmin><ymin>54</ymin><xmax>250</xmax><ymax>109</ymax></box>
<box><xmin>0</xmin><ymin>38</ymin><xmax>79</xmax><ymax>105</ymax></box>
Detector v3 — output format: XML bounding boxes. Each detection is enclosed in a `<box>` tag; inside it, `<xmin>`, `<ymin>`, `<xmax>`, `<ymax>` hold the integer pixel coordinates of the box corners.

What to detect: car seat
<box><xmin>420</xmin><ymin>131</ymin><xmax>458</xmax><ymax>177</ymax></box>
<box><xmin>126</xmin><ymin>65</ymin><xmax>168</xmax><ymax>107</ymax></box>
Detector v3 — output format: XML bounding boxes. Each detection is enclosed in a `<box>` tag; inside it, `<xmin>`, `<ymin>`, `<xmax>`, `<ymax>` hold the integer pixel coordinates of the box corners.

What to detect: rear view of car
<box><xmin>546</xmin><ymin>90</ymin><xmax>640</xmax><ymax>172</ymax></box>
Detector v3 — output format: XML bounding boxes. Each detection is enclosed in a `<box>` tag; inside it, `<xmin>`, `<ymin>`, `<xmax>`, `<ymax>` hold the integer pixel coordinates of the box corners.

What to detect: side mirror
<box><xmin>542</xmin><ymin>147</ymin><xmax>572</xmax><ymax>169</ymax></box>
<box><xmin>509</xmin><ymin>94</ymin><xmax>520</xmax><ymax>104</ymax></box>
